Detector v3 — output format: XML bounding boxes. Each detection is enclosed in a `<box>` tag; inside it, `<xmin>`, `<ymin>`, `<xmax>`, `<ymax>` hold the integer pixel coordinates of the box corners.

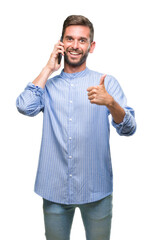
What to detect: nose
<box><xmin>72</xmin><ymin>39</ymin><xmax>79</xmax><ymax>49</ymax></box>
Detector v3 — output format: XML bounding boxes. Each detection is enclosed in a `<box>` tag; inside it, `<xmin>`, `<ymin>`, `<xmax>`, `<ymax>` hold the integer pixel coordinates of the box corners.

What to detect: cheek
<box><xmin>82</xmin><ymin>45</ymin><xmax>90</xmax><ymax>54</ymax></box>
<box><xmin>63</xmin><ymin>42</ymin><xmax>70</xmax><ymax>50</ymax></box>
<box><xmin>65</xmin><ymin>45</ymin><xmax>72</xmax><ymax>52</ymax></box>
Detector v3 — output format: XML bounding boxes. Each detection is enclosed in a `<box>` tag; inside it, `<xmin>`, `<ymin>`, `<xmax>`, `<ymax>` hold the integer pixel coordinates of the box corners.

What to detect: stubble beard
<box><xmin>64</xmin><ymin>48</ymin><xmax>90</xmax><ymax>68</ymax></box>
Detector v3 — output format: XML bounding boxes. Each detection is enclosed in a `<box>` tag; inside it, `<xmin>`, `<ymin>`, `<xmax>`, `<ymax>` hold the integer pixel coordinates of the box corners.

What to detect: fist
<box><xmin>87</xmin><ymin>74</ymin><xmax>113</xmax><ymax>106</ymax></box>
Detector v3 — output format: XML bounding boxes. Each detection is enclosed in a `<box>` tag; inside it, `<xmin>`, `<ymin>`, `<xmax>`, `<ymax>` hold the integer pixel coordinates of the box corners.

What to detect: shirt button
<box><xmin>69</xmin><ymin>156</ymin><xmax>72</xmax><ymax>159</ymax></box>
<box><xmin>70</xmin><ymin>100</ymin><xmax>73</xmax><ymax>103</ymax></box>
<box><xmin>69</xmin><ymin>137</ymin><xmax>72</xmax><ymax>140</ymax></box>
<box><xmin>69</xmin><ymin>174</ymin><xmax>72</xmax><ymax>177</ymax></box>
<box><xmin>69</xmin><ymin>118</ymin><xmax>72</xmax><ymax>121</ymax></box>
<box><xmin>71</xmin><ymin>84</ymin><xmax>74</xmax><ymax>87</ymax></box>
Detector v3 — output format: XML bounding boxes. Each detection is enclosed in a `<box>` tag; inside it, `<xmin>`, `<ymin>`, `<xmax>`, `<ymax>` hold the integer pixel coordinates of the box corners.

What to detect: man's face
<box><xmin>63</xmin><ymin>25</ymin><xmax>95</xmax><ymax>67</ymax></box>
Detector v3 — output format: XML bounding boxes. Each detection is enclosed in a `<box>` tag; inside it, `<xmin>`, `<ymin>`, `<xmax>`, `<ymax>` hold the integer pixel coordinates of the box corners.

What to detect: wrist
<box><xmin>44</xmin><ymin>64</ymin><xmax>54</xmax><ymax>75</ymax></box>
<box><xmin>105</xmin><ymin>96</ymin><xmax>115</xmax><ymax>109</ymax></box>
<box><xmin>106</xmin><ymin>97</ymin><xmax>126</xmax><ymax>124</ymax></box>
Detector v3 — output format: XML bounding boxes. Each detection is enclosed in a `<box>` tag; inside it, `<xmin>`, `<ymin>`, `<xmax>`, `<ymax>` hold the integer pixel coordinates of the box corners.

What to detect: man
<box><xmin>16</xmin><ymin>15</ymin><xmax>136</xmax><ymax>240</ymax></box>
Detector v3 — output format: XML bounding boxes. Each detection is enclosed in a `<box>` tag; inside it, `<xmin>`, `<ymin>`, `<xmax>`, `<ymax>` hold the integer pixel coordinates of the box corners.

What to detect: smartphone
<box><xmin>58</xmin><ymin>36</ymin><xmax>63</xmax><ymax>64</ymax></box>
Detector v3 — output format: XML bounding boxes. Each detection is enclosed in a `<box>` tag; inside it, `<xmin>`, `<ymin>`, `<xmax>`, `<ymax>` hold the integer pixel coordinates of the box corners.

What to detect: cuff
<box><xmin>112</xmin><ymin>110</ymin><xmax>131</xmax><ymax>129</ymax></box>
<box><xmin>25</xmin><ymin>82</ymin><xmax>44</xmax><ymax>96</ymax></box>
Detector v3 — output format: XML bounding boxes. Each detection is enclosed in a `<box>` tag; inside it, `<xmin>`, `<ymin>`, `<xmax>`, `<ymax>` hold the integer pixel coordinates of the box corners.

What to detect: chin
<box><xmin>64</xmin><ymin>54</ymin><xmax>88</xmax><ymax>68</ymax></box>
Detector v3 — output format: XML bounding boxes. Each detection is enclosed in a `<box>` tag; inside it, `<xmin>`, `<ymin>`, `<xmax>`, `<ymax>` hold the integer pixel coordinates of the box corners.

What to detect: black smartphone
<box><xmin>58</xmin><ymin>36</ymin><xmax>63</xmax><ymax>64</ymax></box>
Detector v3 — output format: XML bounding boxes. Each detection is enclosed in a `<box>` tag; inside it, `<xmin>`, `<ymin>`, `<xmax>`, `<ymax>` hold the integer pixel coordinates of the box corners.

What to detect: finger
<box><xmin>57</xmin><ymin>45</ymin><xmax>64</xmax><ymax>50</ymax></box>
<box><xmin>53</xmin><ymin>42</ymin><xmax>64</xmax><ymax>52</ymax></box>
<box><xmin>88</xmin><ymin>94</ymin><xmax>96</xmax><ymax>100</ymax></box>
<box><xmin>99</xmin><ymin>74</ymin><xmax>107</xmax><ymax>85</ymax></box>
<box><xmin>58</xmin><ymin>40</ymin><xmax>64</xmax><ymax>46</ymax></box>
<box><xmin>88</xmin><ymin>89</ymin><xmax>97</xmax><ymax>96</ymax></box>
<box><xmin>57</xmin><ymin>50</ymin><xmax>65</xmax><ymax>56</ymax></box>
<box><xmin>55</xmin><ymin>46</ymin><xmax>64</xmax><ymax>53</ymax></box>
<box><xmin>87</xmin><ymin>86</ymin><xmax>98</xmax><ymax>92</ymax></box>
<box><xmin>54</xmin><ymin>50</ymin><xmax>64</xmax><ymax>59</ymax></box>
<box><xmin>87</xmin><ymin>86</ymin><xmax>94</xmax><ymax>91</ymax></box>
<box><xmin>90</xmin><ymin>99</ymin><xmax>96</xmax><ymax>104</ymax></box>
<box><xmin>56</xmin><ymin>46</ymin><xmax>65</xmax><ymax>56</ymax></box>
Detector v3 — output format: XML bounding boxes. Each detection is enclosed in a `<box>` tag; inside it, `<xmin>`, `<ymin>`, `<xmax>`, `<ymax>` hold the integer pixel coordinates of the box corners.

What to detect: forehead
<box><xmin>64</xmin><ymin>25</ymin><xmax>90</xmax><ymax>38</ymax></box>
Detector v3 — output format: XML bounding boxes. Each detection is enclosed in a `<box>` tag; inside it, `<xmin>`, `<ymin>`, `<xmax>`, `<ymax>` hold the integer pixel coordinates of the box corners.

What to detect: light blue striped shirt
<box><xmin>16</xmin><ymin>67</ymin><xmax>136</xmax><ymax>204</ymax></box>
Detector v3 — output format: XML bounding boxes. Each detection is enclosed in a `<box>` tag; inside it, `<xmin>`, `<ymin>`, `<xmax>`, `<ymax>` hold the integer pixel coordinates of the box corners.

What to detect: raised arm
<box><xmin>87</xmin><ymin>74</ymin><xmax>136</xmax><ymax>136</ymax></box>
<box><xmin>32</xmin><ymin>40</ymin><xmax>64</xmax><ymax>88</ymax></box>
<box><xmin>16</xmin><ymin>40</ymin><xmax>64</xmax><ymax>116</ymax></box>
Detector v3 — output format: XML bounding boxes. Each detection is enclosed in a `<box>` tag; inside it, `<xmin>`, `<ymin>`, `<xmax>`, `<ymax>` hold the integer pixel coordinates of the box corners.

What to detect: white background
<box><xmin>0</xmin><ymin>0</ymin><xmax>153</xmax><ymax>239</ymax></box>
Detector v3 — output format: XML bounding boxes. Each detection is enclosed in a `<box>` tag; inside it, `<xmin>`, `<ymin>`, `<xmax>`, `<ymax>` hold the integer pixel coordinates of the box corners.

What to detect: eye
<box><xmin>80</xmin><ymin>38</ymin><xmax>88</xmax><ymax>43</ymax></box>
<box><xmin>80</xmin><ymin>39</ymin><xmax>85</xmax><ymax>43</ymax></box>
<box><xmin>67</xmin><ymin>37</ymin><xmax>73</xmax><ymax>41</ymax></box>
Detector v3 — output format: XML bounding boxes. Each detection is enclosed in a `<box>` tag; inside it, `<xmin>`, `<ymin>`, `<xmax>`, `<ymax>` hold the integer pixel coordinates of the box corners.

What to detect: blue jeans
<box><xmin>43</xmin><ymin>194</ymin><xmax>112</xmax><ymax>240</ymax></box>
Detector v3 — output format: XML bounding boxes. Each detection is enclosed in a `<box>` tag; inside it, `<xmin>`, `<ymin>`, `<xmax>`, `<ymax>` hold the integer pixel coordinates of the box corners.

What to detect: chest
<box><xmin>45</xmin><ymin>80</ymin><xmax>108</xmax><ymax>121</ymax></box>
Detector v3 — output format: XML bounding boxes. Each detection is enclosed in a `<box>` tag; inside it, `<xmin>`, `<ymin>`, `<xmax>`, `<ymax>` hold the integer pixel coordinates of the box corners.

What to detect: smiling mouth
<box><xmin>69</xmin><ymin>52</ymin><xmax>81</xmax><ymax>56</ymax></box>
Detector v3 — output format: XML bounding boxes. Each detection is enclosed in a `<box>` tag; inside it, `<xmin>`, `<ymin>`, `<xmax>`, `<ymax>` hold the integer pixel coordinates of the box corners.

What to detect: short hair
<box><xmin>62</xmin><ymin>15</ymin><xmax>94</xmax><ymax>43</ymax></box>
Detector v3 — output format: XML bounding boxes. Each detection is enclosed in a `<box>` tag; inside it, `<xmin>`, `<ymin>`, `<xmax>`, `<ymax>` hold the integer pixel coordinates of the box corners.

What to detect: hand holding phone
<box><xmin>46</xmin><ymin>38</ymin><xmax>64</xmax><ymax>73</ymax></box>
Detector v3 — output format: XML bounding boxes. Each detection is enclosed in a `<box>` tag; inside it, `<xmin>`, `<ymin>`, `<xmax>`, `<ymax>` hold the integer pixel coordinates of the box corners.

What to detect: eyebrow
<box><xmin>65</xmin><ymin>35</ymin><xmax>88</xmax><ymax>41</ymax></box>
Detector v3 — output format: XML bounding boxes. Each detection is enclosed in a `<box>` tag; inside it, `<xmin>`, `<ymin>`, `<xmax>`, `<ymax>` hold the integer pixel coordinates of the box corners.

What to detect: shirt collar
<box><xmin>60</xmin><ymin>67</ymin><xmax>90</xmax><ymax>80</ymax></box>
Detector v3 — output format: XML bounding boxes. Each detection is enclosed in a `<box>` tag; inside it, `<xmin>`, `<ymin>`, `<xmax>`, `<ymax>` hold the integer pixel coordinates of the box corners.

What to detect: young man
<box><xmin>16</xmin><ymin>15</ymin><xmax>136</xmax><ymax>240</ymax></box>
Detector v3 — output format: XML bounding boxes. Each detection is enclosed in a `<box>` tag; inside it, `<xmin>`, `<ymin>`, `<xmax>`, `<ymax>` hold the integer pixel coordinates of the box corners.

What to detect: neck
<box><xmin>64</xmin><ymin>62</ymin><xmax>86</xmax><ymax>73</ymax></box>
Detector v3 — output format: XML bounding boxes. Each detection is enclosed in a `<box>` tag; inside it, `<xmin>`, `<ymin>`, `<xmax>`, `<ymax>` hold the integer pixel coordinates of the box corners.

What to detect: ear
<box><xmin>89</xmin><ymin>41</ymin><xmax>96</xmax><ymax>53</ymax></box>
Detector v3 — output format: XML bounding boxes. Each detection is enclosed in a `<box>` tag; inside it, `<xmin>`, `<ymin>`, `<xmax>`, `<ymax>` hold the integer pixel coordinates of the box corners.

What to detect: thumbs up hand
<box><xmin>87</xmin><ymin>74</ymin><xmax>113</xmax><ymax>106</ymax></box>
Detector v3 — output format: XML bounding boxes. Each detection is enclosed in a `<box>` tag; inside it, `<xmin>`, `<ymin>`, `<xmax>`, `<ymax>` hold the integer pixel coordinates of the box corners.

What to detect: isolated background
<box><xmin>0</xmin><ymin>0</ymin><xmax>153</xmax><ymax>239</ymax></box>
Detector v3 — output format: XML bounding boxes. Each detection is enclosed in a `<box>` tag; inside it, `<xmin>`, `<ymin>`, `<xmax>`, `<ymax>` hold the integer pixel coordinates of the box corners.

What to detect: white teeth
<box><xmin>70</xmin><ymin>52</ymin><xmax>80</xmax><ymax>55</ymax></box>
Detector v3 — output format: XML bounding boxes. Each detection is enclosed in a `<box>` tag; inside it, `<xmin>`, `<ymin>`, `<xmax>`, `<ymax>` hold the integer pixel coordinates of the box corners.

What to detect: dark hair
<box><xmin>62</xmin><ymin>15</ymin><xmax>94</xmax><ymax>43</ymax></box>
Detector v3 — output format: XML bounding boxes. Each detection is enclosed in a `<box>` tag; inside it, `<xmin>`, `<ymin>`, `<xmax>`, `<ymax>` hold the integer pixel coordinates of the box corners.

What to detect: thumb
<box><xmin>99</xmin><ymin>74</ymin><xmax>107</xmax><ymax>85</ymax></box>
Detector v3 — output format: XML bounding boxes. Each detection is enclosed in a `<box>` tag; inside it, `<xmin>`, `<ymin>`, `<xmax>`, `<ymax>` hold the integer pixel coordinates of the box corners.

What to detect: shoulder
<box><xmin>87</xmin><ymin>68</ymin><xmax>102</xmax><ymax>78</ymax></box>
<box><xmin>87</xmin><ymin>68</ymin><xmax>118</xmax><ymax>88</ymax></box>
<box><xmin>45</xmin><ymin>73</ymin><xmax>62</xmax><ymax>88</ymax></box>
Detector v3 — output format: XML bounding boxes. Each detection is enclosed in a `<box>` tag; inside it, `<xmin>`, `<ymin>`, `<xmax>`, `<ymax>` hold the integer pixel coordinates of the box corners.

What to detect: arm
<box><xmin>16</xmin><ymin>40</ymin><xmax>64</xmax><ymax>116</ymax></box>
<box><xmin>106</xmin><ymin>98</ymin><xmax>125</xmax><ymax>124</ymax></box>
<box><xmin>87</xmin><ymin>74</ymin><xmax>136</xmax><ymax>136</ymax></box>
<box><xmin>32</xmin><ymin>40</ymin><xmax>64</xmax><ymax>88</ymax></box>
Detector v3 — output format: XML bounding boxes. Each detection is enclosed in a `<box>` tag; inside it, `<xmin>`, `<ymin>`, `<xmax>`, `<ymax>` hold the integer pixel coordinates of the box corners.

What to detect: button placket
<box><xmin>68</xmin><ymin>79</ymin><xmax>74</xmax><ymax>200</ymax></box>
<box><xmin>68</xmin><ymin>80</ymin><xmax>74</xmax><ymax>156</ymax></box>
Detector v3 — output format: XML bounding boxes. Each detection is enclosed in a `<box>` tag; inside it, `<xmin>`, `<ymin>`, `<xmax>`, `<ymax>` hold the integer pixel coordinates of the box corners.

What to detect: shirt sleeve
<box><xmin>105</xmin><ymin>75</ymin><xmax>136</xmax><ymax>136</ymax></box>
<box><xmin>16</xmin><ymin>82</ymin><xmax>45</xmax><ymax>117</ymax></box>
